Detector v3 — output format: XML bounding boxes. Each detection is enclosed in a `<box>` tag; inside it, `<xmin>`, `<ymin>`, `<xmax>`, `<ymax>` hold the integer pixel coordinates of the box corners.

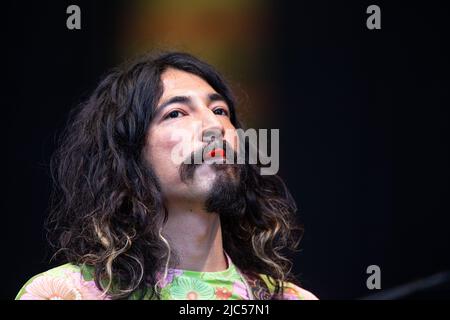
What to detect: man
<box><xmin>16</xmin><ymin>52</ymin><xmax>318</xmax><ymax>300</ymax></box>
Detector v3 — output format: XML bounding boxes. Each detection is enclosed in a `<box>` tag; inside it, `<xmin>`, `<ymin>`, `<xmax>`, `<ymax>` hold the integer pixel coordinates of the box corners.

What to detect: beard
<box><xmin>203</xmin><ymin>163</ymin><xmax>247</xmax><ymax>217</ymax></box>
<box><xmin>178</xmin><ymin>140</ymin><xmax>247</xmax><ymax>217</ymax></box>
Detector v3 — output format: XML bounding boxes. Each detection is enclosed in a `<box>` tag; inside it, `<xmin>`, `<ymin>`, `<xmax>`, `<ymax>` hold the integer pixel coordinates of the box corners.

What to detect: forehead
<box><xmin>159</xmin><ymin>68</ymin><xmax>217</xmax><ymax>99</ymax></box>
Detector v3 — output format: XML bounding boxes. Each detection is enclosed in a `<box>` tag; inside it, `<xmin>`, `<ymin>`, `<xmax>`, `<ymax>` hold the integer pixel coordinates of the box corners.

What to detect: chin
<box><xmin>192</xmin><ymin>166</ymin><xmax>218</xmax><ymax>192</ymax></box>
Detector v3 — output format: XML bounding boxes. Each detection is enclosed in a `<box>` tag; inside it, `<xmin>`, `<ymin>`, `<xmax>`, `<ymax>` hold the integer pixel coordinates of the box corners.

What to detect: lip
<box><xmin>207</xmin><ymin>148</ymin><xmax>225</xmax><ymax>159</ymax></box>
<box><xmin>202</xmin><ymin>148</ymin><xmax>226</xmax><ymax>164</ymax></box>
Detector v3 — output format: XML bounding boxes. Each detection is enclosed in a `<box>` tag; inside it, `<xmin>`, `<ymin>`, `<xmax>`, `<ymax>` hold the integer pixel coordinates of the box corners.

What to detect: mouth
<box><xmin>203</xmin><ymin>148</ymin><xmax>226</xmax><ymax>164</ymax></box>
<box><xmin>208</xmin><ymin>148</ymin><xmax>225</xmax><ymax>158</ymax></box>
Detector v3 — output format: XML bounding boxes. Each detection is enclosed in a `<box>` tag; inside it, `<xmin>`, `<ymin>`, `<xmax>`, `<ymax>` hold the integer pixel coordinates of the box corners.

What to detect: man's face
<box><xmin>144</xmin><ymin>68</ymin><xmax>239</xmax><ymax>205</ymax></box>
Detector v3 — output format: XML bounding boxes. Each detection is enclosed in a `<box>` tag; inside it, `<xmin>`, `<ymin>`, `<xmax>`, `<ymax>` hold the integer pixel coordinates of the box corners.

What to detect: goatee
<box><xmin>178</xmin><ymin>141</ymin><xmax>247</xmax><ymax>217</ymax></box>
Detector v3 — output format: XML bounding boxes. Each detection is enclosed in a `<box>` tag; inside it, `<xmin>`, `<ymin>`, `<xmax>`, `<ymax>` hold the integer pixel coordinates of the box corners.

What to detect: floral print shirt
<box><xmin>15</xmin><ymin>255</ymin><xmax>318</xmax><ymax>300</ymax></box>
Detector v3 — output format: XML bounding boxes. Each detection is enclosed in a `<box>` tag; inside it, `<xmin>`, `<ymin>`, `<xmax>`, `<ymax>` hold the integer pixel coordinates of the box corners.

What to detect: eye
<box><xmin>213</xmin><ymin>107</ymin><xmax>229</xmax><ymax>116</ymax></box>
<box><xmin>164</xmin><ymin>110</ymin><xmax>184</xmax><ymax>120</ymax></box>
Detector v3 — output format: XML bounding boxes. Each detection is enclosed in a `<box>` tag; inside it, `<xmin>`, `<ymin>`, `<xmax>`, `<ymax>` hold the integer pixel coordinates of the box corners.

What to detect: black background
<box><xmin>2</xmin><ymin>1</ymin><xmax>449</xmax><ymax>299</ymax></box>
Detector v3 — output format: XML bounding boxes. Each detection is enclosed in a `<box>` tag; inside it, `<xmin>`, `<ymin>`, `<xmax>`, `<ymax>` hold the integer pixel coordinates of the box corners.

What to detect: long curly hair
<box><xmin>47</xmin><ymin>51</ymin><xmax>303</xmax><ymax>299</ymax></box>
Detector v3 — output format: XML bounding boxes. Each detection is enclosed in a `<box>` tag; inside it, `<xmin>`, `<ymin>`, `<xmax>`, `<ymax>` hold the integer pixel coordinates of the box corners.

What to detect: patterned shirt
<box><xmin>15</xmin><ymin>255</ymin><xmax>318</xmax><ymax>300</ymax></box>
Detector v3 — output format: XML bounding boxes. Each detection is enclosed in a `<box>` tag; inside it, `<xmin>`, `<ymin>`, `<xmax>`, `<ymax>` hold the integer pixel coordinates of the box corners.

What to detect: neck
<box><xmin>162</xmin><ymin>200</ymin><xmax>227</xmax><ymax>272</ymax></box>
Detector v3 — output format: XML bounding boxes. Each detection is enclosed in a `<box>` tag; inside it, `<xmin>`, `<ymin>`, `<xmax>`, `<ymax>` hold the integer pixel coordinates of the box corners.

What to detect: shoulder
<box><xmin>281</xmin><ymin>282</ymin><xmax>319</xmax><ymax>300</ymax></box>
<box><xmin>259</xmin><ymin>274</ymin><xmax>319</xmax><ymax>300</ymax></box>
<box><xmin>15</xmin><ymin>263</ymin><xmax>109</xmax><ymax>300</ymax></box>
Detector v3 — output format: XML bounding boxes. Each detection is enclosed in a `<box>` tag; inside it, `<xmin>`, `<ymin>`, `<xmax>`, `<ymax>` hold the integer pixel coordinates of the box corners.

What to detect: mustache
<box><xmin>179</xmin><ymin>139</ymin><xmax>239</xmax><ymax>183</ymax></box>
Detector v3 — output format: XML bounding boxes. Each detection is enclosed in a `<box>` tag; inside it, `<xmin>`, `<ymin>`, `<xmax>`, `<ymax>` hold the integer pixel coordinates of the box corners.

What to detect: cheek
<box><xmin>145</xmin><ymin>127</ymin><xmax>185</xmax><ymax>179</ymax></box>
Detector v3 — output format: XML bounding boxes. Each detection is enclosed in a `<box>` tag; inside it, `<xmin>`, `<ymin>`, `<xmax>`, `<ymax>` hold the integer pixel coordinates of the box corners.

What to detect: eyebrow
<box><xmin>154</xmin><ymin>93</ymin><xmax>227</xmax><ymax>118</ymax></box>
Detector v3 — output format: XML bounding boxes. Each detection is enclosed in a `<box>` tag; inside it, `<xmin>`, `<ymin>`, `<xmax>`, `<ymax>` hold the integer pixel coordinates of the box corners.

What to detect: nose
<box><xmin>203</xmin><ymin>126</ymin><xmax>223</xmax><ymax>144</ymax></box>
<box><xmin>200</xmin><ymin>110</ymin><xmax>225</xmax><ymax>144</ymax></box>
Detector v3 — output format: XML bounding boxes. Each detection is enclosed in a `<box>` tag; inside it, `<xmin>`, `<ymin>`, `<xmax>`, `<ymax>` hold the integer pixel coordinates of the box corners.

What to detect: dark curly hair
<box><xmin>47</xmin><ymin>51</ymin><xmax>302</xmax><ymax>299</ymax></box>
